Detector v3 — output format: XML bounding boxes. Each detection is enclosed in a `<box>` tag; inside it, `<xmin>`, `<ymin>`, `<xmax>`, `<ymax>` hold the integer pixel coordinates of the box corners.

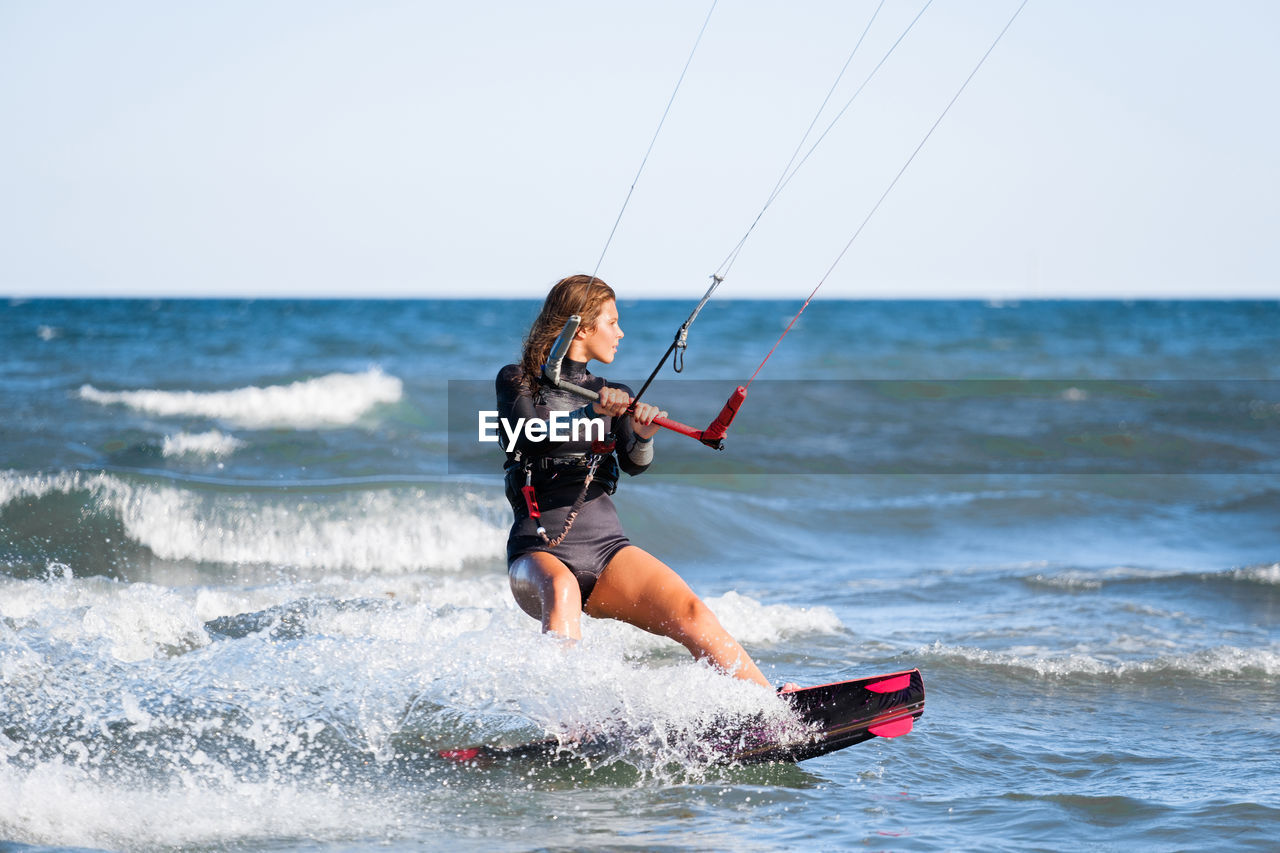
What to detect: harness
<box><xmin>508</xmin><ymin>434</ymin><xmax>618</xmax><ymax>548</ymax></box>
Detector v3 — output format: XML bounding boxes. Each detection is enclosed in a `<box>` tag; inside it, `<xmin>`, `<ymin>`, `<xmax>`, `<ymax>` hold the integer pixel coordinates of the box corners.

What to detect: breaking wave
<box><xmin>161</xmin><ymin>430</ymin><xmax>245</xmax><ymax>458</ymax></box>
<box><xmin>1</xmin><ymin>470</ymin><xmax>507</xmax><ymax>574</ymax></box>
<box><xmin>913</xmin><ymin>641</ymin><xmax>1280</xmax><ymax>682</ymax></box>
<box><xmin>1231</xmin><ymin>562</ymin><xmax>1280</xmax><ymax>585</ymax></box>
<box><xmin>78</xmin><ymin>369</ymin><xmax>402</xmax><ymax>429</ymax></box>
<box><xmin>1024</xmin><ymin>563</ymin><xmax>1280</xmax><ymax>591</ymax></box>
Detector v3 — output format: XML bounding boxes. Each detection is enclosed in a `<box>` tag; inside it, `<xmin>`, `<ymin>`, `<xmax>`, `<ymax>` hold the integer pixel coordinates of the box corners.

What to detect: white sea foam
<box><xmin>76</xmin><ymin>582</ymin><xmax>211</xmax><ymax>661</ymax></box>
<box><xmin>78</xmin><ymin>368</ymin><xmax>402</xmax><ymax>429</ymax></box>
<box><xmin>578</xmin><ymin>590</ymin><xmax>843</xmax><ymax>667</ymax></box>
<box><xmin>1232</xmin><ymin>562</ymin><xmax>1280</xmax><ymax>585</ymax></box>
<box><xmin>1025</xmin><ymin>572</ymin><xmax>1102</xmax><ymax>591</ymax></box>
<box><xmin>706</xmin><ymin>590</ymin><xmax>843</xmax><ymax>643</ymax></box>
<box><xmin>187</xmin><ymin>574</ymin><xmax>509</xmax><ymax>630</ymax></box>
<box><xmin>161</xmin><ymin>429</ymin><xmax>245</xmax><ymax>458</ymax></box>
<box><xmin>0</xmin><ymin>576</ymin><xmax>209</xmax><ymax>662</ymax></box>
<box><xmin>0</xmin><ymin>653</ymin><xmax>791</xmax><ymax>848</ymax></box>
<box><xmin>0</xmin><ymin>762</ymin><xmax>387</xmax><ymax>851</ymax></box>
<box><xmin>1</xmin><ymin>567</ymin><xmax>804</xmax><ymax>845</ymax></box>
<box><xmin>0</xmin><ymin>555</ymin><xmax>814</xmax><ymax>851</ymax></box>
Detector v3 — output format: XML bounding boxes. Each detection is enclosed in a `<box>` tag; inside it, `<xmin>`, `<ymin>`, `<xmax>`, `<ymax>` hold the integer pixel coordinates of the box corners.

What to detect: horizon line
<box><xmin>7</xmin><ymin>292</ymin><xmax>1279</xmax><ymax>302</ymax></box>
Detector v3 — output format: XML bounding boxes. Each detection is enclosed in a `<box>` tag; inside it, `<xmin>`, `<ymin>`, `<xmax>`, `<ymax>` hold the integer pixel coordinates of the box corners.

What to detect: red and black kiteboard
<box><xmin>439</xmin><ymin>668</ymin><xmax>925</xmax><ymax>767</ymax></box>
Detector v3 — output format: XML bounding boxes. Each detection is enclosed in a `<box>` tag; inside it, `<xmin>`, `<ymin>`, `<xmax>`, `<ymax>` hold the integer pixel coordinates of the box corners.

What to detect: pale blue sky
<box><xmin>2</xmin><ymin>1</ymin><xmax>1277</xmax><ymax>298</ymax></box>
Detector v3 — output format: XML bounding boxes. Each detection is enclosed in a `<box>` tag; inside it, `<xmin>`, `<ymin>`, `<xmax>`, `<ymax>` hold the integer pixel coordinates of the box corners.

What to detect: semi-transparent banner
<box><xmin>448</xmin><ymin>379</ymin><xmax>1279</xmax><ymax>476</ymax></box>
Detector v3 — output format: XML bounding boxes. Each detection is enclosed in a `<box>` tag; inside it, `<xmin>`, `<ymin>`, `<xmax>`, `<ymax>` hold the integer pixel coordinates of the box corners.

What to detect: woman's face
<box><xmin>574</xmin><ymin>299</ymin><xmax>624</xmax><ymax>364</ymax></box>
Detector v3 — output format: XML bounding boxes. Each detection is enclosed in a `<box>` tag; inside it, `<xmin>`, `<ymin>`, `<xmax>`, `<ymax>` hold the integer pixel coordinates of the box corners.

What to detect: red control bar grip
<box><xmin>649</xmin><ymin>414</ymin><xmax>704</xmax><ymax>442</ymax></box>
<box><xmin>641</xmin><ymin>386</ymin><xmax>744</xmax><ymax>449</ymax></box>
<box><xmin>700</xmin><ymin>386</ymin><xmax>747</xmax><ymax>443</ymax></box>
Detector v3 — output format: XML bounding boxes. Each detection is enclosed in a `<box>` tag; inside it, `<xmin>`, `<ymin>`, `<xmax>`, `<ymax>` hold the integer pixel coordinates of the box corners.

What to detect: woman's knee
<box><xmin>507</xmin><ymin>564</ymin><xmax>541</xmax><ymax>620</ymax></box>
<box><xmin>546</xmin><ymin>568</ymin><xmax>581</xmax><ymax>608</ymax></box>
<box><xmin>509</xmin><ymin>554</ymin><xmax>579</xmax><ymax>618</ymax></box>
<box><xmin>668</xmin><ymin>594</ymin><xmax>722</xmax><ymax>642</ymax></box>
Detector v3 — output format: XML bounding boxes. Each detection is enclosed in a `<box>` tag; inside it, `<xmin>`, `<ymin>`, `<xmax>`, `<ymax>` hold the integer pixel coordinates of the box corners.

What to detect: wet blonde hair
<box><xmin>520</xmin><ymin>274</ymin><xmax>616</xmax><ymax>388</ymax></box>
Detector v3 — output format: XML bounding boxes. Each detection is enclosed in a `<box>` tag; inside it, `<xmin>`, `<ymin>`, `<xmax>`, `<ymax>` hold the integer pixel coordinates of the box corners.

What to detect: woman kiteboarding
<box><xmin>496</xmin><ymin>274</ymin><xmax>776</xmax><ymax>689</ymax></box>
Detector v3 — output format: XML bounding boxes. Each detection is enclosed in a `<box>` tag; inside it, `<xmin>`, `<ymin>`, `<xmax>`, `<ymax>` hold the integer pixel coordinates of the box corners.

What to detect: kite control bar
<box><xmin>543</xmin><ymin>315</ymin><xmax>745</xmax><ymax>450</ymax></box>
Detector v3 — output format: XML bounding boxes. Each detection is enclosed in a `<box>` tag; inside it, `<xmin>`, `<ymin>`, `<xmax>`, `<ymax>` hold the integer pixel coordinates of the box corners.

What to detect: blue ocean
<box><xmin>2</xmin><ymin>298</ymin><xmax>1277</xmax><ymax>852</ymax></box>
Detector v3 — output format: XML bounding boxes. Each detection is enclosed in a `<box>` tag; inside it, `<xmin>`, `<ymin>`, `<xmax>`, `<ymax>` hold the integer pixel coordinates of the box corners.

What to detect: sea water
<box><xmin>1</xmin><ymin>298</ymin><xmax>1277</xmax><ymax>851</ymax></box>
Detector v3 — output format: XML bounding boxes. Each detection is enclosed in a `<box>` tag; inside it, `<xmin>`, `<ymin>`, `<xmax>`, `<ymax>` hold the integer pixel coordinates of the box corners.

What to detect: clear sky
<box><xmin>2</xmin><ymin>1</ymin><xmax>1277</xmax><ymax>299</ymax></box>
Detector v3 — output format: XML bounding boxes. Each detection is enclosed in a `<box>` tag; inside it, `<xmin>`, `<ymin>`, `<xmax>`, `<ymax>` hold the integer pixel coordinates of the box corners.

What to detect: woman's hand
<box><xmin>630</xmin><ymin>401</ymin><xmax>665</xmax><ymax>440</ymax></box>
<box><xmin>593</xmin><ymin>386</ymin><xmax>632</xmax><ymax>417</ymax></box>
<box><xmin>594</xmin><ymin>388</ymin><xmax>664</xmax><ymax>440</ymax></box>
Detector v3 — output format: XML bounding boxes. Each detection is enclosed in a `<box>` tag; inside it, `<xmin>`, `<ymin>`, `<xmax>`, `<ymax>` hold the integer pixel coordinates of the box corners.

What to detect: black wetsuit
<box><xmin>496</xmin><ymin>360</ymin><xmax>652</xmax><ymax>604</ymax></box>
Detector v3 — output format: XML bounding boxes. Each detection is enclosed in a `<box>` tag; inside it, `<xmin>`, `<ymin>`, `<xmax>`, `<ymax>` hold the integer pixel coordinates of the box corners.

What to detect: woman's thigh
<box><xmin>584</xmin><ymin>545</ymin><xmax>706</xmax><ymax>639</ymax></box>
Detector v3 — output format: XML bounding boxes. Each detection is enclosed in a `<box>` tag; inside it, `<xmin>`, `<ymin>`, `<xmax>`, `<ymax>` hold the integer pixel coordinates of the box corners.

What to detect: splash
<box><xmin>1</xmin><ymin>575</ymin><xmax>209</xmax><ymax>662</ymax></box>
<box><xmin>0</xmin><ymin>573</ymin><xmax>812</xmax><ymax>848</ymax></box>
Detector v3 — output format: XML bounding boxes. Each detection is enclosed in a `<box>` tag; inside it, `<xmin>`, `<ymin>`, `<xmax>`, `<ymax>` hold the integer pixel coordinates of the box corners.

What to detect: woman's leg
<box><xmin>508</xmin><ymin>551</ymin><xmax>583</xmax><ymax>641</ymax></box>
<box><xmin>584</xmin><ymin>545</ymin><xmax>771</xmax><ymax>688</ymax></box>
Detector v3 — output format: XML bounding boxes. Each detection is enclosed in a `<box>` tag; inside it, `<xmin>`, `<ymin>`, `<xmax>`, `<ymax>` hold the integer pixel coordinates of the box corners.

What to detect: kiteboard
<box><xmin>438</xmin><ymin>668</ymin><xmax>924</xmax><ymax>766</ymax></box>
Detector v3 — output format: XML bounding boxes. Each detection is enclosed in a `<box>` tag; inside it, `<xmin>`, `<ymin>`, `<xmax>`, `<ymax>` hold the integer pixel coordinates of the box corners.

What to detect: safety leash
<box><xmin>521</xmin><ymin>435</ymin><xmax>616</xmax><ymax>549</ymax></box>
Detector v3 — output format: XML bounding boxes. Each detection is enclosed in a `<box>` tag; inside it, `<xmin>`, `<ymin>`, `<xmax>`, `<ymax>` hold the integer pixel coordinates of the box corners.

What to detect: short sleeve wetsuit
<box><xmin>496</xmin><ymin>360</ymin><xmax>653</xmax><ymax>604</ymax></box>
